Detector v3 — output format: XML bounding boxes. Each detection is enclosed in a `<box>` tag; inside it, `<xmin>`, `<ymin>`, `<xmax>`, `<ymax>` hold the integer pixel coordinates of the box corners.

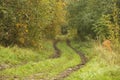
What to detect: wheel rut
<box><xmin>0</xmin><ymin>40</ymin><xmax>61</xmax><ymax>71</ymax></box>
<box><xmin>50</xmin><ymin>40</ymin><xmax>61</xmax><ymax>58</ymax></box>
<box><xmin>1</xmin><ymin>40</ymin><xmax>88</xmax><ymax>80</ymax></box>
<box><xmin>50</xmin><ymin>39</ymin><xmax>88</xmax><ymax>80</ymax></box>
<box><xmin>0</xmin><ymin>40</ymin><xmax>61</xmax><ymax>80</ymax></box>
<box><xmin>24</xmin><ymin>40</ymin><xmax>88</xmax><ymax>80</ymax></box>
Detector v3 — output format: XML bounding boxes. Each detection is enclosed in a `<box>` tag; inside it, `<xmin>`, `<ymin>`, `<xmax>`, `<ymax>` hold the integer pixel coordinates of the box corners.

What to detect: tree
<box><xmin>67</xmin><ymin>0</ymin><xmax>120</xmax><ymax>43</ymax></box>
<box><xmin>0</xmin><ymin>0</ymin><xmax>67</xmax><ymax>47</ymax></box>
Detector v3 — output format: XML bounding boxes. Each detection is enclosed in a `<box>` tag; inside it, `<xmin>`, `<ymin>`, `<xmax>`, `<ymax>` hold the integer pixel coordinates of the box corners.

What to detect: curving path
<box><xmin>1</xmin><ymin>40</ymin><xmax>88</xmax><ymax>80</ymax></box>
<box><xmin>0</xmin><ymin>40</ymin><xmax>62</xmax><ymax>80</ymax></box>
<box><xmin>0</xmin><ymin>40</ymin><xmax>61</xmax><ymax>71</ymax></box>
<box><xmin>50</xmin><ymin>40</ymin><xmax>61</xmax><ymax>58</ymax></box>
<box><xmin>51</xmin><ymin>39</ymin><xmax>88</xmax><ymax>80</ymax></box>
<box><xmin>25</xmin><ymin>39</ymin><xmax>88</xmax><ymax>80</ymax></box>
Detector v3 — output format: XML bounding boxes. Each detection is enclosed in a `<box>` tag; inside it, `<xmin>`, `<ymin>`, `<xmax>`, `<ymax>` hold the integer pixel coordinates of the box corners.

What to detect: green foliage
<box><xmin>0</xmin><ymin>0</ymin><xmax>66</xmax><ymax>47</ymax></box>
<box><xmin>92</xmin><ymin>15</ymin><xmax>112</xmax><ymax>41</ymax></box>
<box><xmin>67</xmin><ymin>0</ymin><xmax>108</xmax><ymax>40</ymax></box>
<box><xmin>67</xmin><ymin>0</ymin><xmax>120</xmax><ymax>42</ymax></box>
<box><xmin>93</xmin><ymin>0</ymin><xmax>120</xmax><ymax>43</ymax></box>
<box><xmin>43</xmin><ymin>0</ymin><xmax>67</xmax><ymax>39</ymax></box>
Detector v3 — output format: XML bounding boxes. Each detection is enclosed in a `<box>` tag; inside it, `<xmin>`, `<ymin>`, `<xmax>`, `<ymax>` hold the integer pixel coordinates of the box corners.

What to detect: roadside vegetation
<box><xmin>64</xmin><ymin>40</ymin><xmax>120</xmax><ymax>80</ymax></box>
<box><xmin>0</xmin><ymin>0</ymin><xmax>120</xmax><ymax>80</ymax></box>
<box><xmin>0</xmin><ymin>41</ymin><xmax>80</xmax><ymax>80</ymax></box>
<box><xmin>0</xmin><ymin>40</ymin><xmax>54</xmax><ymax>69</ymax></box>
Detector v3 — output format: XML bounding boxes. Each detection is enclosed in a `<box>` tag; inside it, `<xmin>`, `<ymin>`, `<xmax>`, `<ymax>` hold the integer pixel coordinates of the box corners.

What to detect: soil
<box><xmin>0</xmin><ymin>40</ymin><xmax>88</xmax><ymax>80</ymax></box>
<box><xmin>50</xmin><ymin>40</ymin><xmax>61</xmax><ymax>58</ymax></box>
<box><xmin>50</xmin><ymin>39</ymin><xmax>88</xmax><ymax>80</ymax></box>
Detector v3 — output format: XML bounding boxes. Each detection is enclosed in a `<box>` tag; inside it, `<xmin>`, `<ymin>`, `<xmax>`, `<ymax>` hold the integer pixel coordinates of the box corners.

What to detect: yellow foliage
<box><xmin>16</xmin><ymin>23</ymin><xmax>21</xmax><ymax>28</ymax></box>
<box><xmin>16</xmin><ymin>23</ymin><xmax>28</xmax><ymax>28</ymax></box>
<box><xmin>19</xmin><ymin>38</ymin><xmax>25</xmax><ymax>44</ymax></box>
<box><xmin>102</xmin><ymin>40</ymin><xmax>112</xmax><ymax>52</ymax></box>
<box><xmin>32</xmin><ymin>40</ymin><xmax>37</xmax><ymax>47</ymax></box>
<box><xmin>25</xmin><ymin>30</ymin><xmax>28</xmax><ymax>33</ymax></box>
<box><xmin>23</xmin><ymin>24</ymin><xmax>27</xmax><ymax>28</ymax></box>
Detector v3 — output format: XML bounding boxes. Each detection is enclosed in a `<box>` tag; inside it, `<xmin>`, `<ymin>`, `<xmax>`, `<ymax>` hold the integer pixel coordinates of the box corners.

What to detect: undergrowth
<box><xmin>0</xmin><ymin>41</ymin><xmax>80</xmax><ymax>80</ymax></box>
<box><xmin>0</xmin><ymin>40</ymin><xmax>54</xmax><ymax>67</ymax></box>
<box><xmin>64</xmin><ymin>40</ymin><xmax>120</xmax><ymax>80</ymax></box>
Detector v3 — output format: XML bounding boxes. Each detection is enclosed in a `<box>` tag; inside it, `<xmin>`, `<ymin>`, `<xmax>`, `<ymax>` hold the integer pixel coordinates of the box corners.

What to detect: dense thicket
<box><xmin>0</xmin><ymin>0</ymin><xmax>66</xmax><ymax>47</ymax></box>
<box><xmin>67</xmin><ymin>0</ymin><xmax>120</xmax><ymax>43</ymax></box>
<box><xmin>0</xmin><ymin>0</ymin><xmax>120</xmax><ymax>47</ymax></box>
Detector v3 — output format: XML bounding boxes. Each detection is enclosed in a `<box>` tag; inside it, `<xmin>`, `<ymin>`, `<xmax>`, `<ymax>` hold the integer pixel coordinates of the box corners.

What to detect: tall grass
<box><xmin>0</xmin><ymin>40</ymin><xmax>54</xmax><ymax>68</ymax></box>
<box><xmin>64</xmin><ymin>40</ymin><xmax>120</xmax><ymax>80</ymax></box>
<box><xmin>0</xmin><ymin>41</ymin><xmax>80</xmax><ymax>80</ymax></box>
<box><xmin>93</xmin><ymin>40</ymin><xmax>120</xmax><ymax>65</ymax></box>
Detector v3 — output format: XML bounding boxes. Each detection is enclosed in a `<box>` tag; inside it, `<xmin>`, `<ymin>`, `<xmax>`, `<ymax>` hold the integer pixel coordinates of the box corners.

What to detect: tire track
<box><xmin>0</xmin><ymin>40</ymin><xmax>60</xmax><ymax>71</ymax></box>
<box><xmin>1</xmin><ymin>40</ymin><xmax>88</xmax><ymax>80</ymax></box>
<box><xmin>50</xmin><ymin>39</ymin><xmax>88</xmax><ymax>80</ymax></box>
<box><xmin>50</xmin><ymin>40</ymin><xmax>61</xmax><ymax>58</ymax></box>
<box><xmin>0</xmin><ymin>40</ymin><xmax>61</xmax><ymax>80</ymax></box>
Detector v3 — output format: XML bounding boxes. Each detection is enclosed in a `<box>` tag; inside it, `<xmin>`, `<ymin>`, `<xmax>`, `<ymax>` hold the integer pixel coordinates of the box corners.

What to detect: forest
<box><xmin>0</xmin><ymin>0</ymin><xmax>120</xmax><ymax>80</ymax></box>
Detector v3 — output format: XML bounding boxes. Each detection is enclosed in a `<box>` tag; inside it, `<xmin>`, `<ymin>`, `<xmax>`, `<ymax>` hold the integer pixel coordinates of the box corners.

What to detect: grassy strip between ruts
<box><xmin>0</xmin><ymin>41</ymin><xmax>80</xmax><ymax>80</ymax></box>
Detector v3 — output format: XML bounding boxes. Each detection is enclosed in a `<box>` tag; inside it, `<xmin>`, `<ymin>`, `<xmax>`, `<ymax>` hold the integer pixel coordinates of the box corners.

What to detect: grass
<box><xmin>0</xmin><ymin>41</ymin><xmax>80</xmax><ymax>80</ymax></box>
<box><xmin>1</xmin><ymin>40</ymin><xmax>119</xmax><ymax>80</ymax></box>
<box><xmin>64</xmin><ymin>40</ymin><xmax>120</xmax><ymax>80</ymax></box>
<box><xmin>64</xmin><ymin>58</ymin><xmax>120</xmax><ymax>80</ymax></box>
<box><xmin>0</xmin><ymin>40</ymin><xmax>54</xmax><ymax>67</ymax></box>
